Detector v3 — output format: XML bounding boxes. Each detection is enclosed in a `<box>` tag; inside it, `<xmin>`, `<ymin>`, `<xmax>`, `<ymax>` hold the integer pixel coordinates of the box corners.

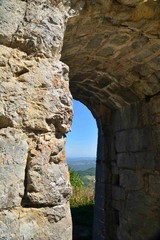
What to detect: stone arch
<box><xmin>61</xmin><ymin>2</ymin><xmax>160</xmax><ymax>239</ymax></box>
<box><xmin>0</xmin><ymin>0</ymin><xmax>159</xmax><ymax>239</ymax></box>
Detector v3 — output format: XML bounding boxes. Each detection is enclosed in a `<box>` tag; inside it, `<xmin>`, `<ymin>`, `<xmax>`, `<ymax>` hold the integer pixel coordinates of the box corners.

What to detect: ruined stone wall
<box><xmin>92</xmin><ymin>98</ymin><xmax>160</xmax><ymax>240</ymax></box>
<box><xmin>1</xmin><ymin>0</ymin><xmax>160</xmax><ymax>239</ymax></box>
<box><xmin>62</xmin><ymin>1</ymin><xmax>160</xmax><ymax>239</ymax></box>
<box><xmin>0</xmin><ymin>1</ymin><xmax>73</xmax><ymax>239</ymax></box>
<box><xmin>111</xmin><ymin>98</ymin><xmax>160</xmax><ymax>239</ymax></box>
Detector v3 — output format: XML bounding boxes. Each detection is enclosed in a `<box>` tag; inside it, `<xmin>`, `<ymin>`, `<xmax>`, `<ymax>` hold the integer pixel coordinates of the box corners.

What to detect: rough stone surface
<box><xmin>117</xmin><ymin>0</ymin><xmax>143</xmax><ymax>6</ymax></box>
<box><xmin>0</xmin><ymin>0</ymin><xmax>72</xmax><ymax>239</ymax></box>
<box><xmin>62</xmin><ymin>0</ymin><xmax>160</xmax><ymax>109</ymax></box>
<box><xmin>0</xmin><ymin>203</ymin><xmax>72</xmax><ymax>240</ymax></box>
<box><xmin>0</xmin><ymin>128</ymin><xmax>28</xmax><ymax>209</ymax></box>
<box><xmin>1</xmin><ymin>0</ymin><xmax>160</xmax><ymax>240</ymax></box>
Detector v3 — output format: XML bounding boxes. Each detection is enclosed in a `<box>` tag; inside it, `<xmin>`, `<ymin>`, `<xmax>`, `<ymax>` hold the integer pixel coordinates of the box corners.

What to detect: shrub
<box><xmin>69</xmin><ymin>167</ymin><xmax>84</xmax><ymax>189</ymax></box>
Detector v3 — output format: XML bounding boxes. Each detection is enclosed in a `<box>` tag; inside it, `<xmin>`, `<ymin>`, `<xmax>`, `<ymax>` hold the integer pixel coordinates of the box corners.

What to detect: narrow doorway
<box><xmin>66</xmin><ymin>99</ymin><xmax>98</xmax><ymax>240</ymax></box>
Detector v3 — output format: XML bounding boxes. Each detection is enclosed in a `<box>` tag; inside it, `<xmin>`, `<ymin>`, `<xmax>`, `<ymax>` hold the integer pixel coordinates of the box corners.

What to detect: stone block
<box><xmin>124</xmin><ymin>191</ymin><xmax>153</xmax><ymax>217</ymax></box>
<box><xmin>94</xmin><ymin>207</ymin><xmax>105</xmax><ymax>223</ymax></box>
<box><xmin>112</xmin><ymin>102</ymin><xmax>139</xmax><ymax>132</ymax></box>
<box><xmin>87</xmin><ymin>35</ymin><xmax>104</xmax><ymax>49</ymax></box>
<box><xmin>149</xmin><ymin>173</ymin><xmax>160</xmax><ymax>196</ymax></box>
<box><xmin>0</xmin><ymin>0</ymin><xmax>26</xmax><ymax>45</ymax></box>
<box><xmin>119</xmin><ymin>170</ymin><xmax>143</xmax><ymax>190</ymax></box>
<box><xmin>93</xmin><ymin>218</ymin><xmax>106</xmax><ymax>239</ymax></box>
<box><xmin>115</xmin><ymin>128</ymin><xmax>150</xmax><ymax>153</ymax></box>
<box><xmin>127</xmin><ymin>128</ymin><xmax>150</xmax><ymax>152</ymax></box>
<box><xmin>95</xmin><ymin>180</ymin><xmax>106</xmax><ymax>195</ymax></box>
<box><xmin>112</xmin><ymin>165</ymin><xmax>119</xmax><ymax>175</ymax></box>
<box><xmin>117</xmin><ymin>151</ymin><xmax>156</xmax><ymax>169</ymax></box>
<box><xmin>111</xmin><ymin>34</ymin><xmax>129</xmax><ymax>45</ymax></box>
<box><xmin>112</xmin><ymin>174</ymin><xmax>119</xmax><ymax>185</ymax></box>
<box><xmin>151</xmin><ymin>126</ymin><xmax>160</xmax><ymax>150</ymax></box>
<box><xmin>112</xmin><ymin>186</ymin><xmax>125</xmax><ymax>201</ymax></box>
<box><xmin>117</xmin><ymin>223</ymin><xmax>131</xmax><ymax>240</ymax></box>
<box><xmin>117</xmin><ymin>0</ymin><xmax>142</xmax><ymax>6</ymax></box>
<box><xmin>96</xmin><ymin>161</ymin><xmax>108</xmax><ymax>183</ymax></box>
<box><xmin>117</xmin><ymin>153</ymin><xmax>136</xmax><ymax>169</ymax></box>
<box><xmin>115</xmin><ymin>131</ymin><xmax>127</xmax><ymax>153</ymax></box>
<box><xmin>112</xmin><ymin>200</ymin><xmax>125</xmax><ymax>212</ymax></box>
<box><xmin>0</xmin><ymin>128</ymin><xmax>28</xmax><ymax>209</ymax></box>
<box><xmin>26</xmin><ymin>162</ymin><xmax>72</xmax><ymax>206</ymax></box>
<box><xmin>133</xmin><ymin>50</ymin><xmax>153</xmax><ymax>62</ymax></box>
<box><xmin>136</xmin><ymin>151</ymin><xmax>156</xmax><ymax>169</ymax></box>
<box><xmin>98</xmin><ymin>47</ymin><xmax>114</xmax><ymax>57</ymax></box>
<box><xmin>0</xmin><ymin>203</ymin><xmax>72</xmax><ymax>240</ymax></box>
<box><xmin>112</xmin><ymin>110</ymin><xmax>122</xmax><ymax>132</ymax></box>
<box><xmin>115</xmin><ymin>127</ymin><xmax>150</xmax><ymax>153</ymax></box>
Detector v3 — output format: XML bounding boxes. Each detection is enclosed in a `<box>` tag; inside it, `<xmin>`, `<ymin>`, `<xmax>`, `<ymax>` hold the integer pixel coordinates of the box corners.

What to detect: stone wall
<box><xmin>84</xmin><ymin>98</ymin><xmax>160</xmax><ymax>240</ymax></box>
<box><xmin>111</xmin><ymin>98</ymin><xmax>160</xmax><ymax>240</ymax></box>
<box><xmin>62</xmin><ymin>1</ymin><xmax>160</xmax><ymax>239</ymax></box>
<box><xmin>0</xmin><ymin>1</ymin><xmax>73</xmax><ymax>239</ymax></box>
<box><xmin>0</xmin><ymin>0</ymin><xmax>160</xmax><ymax>239</ymax></box>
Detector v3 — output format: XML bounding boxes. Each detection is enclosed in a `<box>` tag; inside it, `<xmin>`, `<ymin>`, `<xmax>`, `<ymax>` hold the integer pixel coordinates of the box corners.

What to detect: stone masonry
<box><xmin>62</xmin><ymin>0</ymin><xmax>160</xmax><ymax>239</ymax></box>
<box><xmin>0</xmin><ymin>1</ymin><xmax>73</xmax><ymax>239</ymax></box>
<box><xmin>0</xmin><ymin>0</ymin><xmax>160</xmax><ymax>239</ymax></box>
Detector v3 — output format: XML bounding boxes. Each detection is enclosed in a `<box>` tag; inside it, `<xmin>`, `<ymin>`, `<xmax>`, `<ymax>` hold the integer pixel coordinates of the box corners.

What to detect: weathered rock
<box><xmin>0</xmin><ymin>46</ymin><xmax>72</xmax><ymax>132</ymax></box>
<box><xmin>117</xmin><ymin>0</ymin><xmax>143</xmax><ymax>7</ymax></box>
<box><xmin>0</xmin><ymin>0</ymin><xmax>26</xmax><ymax>46</ymax></box>
<box><xmin>0</xmin><ymin>128</ymin><xmax>28</xmax><ymax>209</ymax></box>
<box><xmin>0</xmin><ymin>203</ymin><xmax>72</xmax><ymax>240</ymax></box>
<box><xmin>26</xmin><ymin>162</ymin><xmax>71</xmax><ymax>206</ymax></box>
<box><xmin>119</xmin><ymin>169</ymin><xmax>143</xmax><ymax>190</ymax></box>
<box><xmin>0</xmin><ymin>0</ymin><xmax>73</xmax><ymax>239</ymax></box>
<box><xmin>1</xmin><ymin>0</ymin><xmax>160</xmax><ymax>240</ymax></box>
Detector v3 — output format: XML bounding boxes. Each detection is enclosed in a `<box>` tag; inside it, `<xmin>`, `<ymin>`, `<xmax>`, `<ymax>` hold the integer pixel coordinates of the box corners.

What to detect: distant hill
<box><xmin>77</xmin><ymin>167</ymin><xmax>95</xmax><ymax>177</ymax></box>
<box><xmin>77</xmin><ymin>167</ymin><xmax>95</xmax><ymax>187</ymax></box>
<box><xmin>67</xmin><ymin>157</ymin><xmax>96</xmax><ymax>171</ymax></box>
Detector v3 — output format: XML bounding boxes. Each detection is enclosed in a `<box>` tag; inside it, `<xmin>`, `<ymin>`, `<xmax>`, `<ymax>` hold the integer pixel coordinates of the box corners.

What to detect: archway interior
<box><xmin>62</xmin><ymin>2</ymin><xmax>160</xmax><ymax>239</ymax></box>
<box><xmin>66</xmin><ymin>99</ymin><xmax>98</xmax><ymax>240</ymax></box>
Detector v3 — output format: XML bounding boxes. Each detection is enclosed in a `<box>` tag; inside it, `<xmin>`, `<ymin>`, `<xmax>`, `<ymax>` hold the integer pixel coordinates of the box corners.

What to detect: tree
<box><xmin>69</xmin><ymin>167</ymin><xmax>84</xmax><ymax>189</ymax></box>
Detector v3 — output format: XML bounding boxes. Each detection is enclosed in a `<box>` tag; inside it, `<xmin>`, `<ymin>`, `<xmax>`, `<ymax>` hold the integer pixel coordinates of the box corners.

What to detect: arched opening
<box><xmin>61</xmin><ymin>5</ymin><xmax>160</xmax><ymax>240</ymax></box>
<box><xmin>1</xmin><ymin>1</ymin><xmax>160</xmax><ymax>240</ymax></box>
<box><xmin>66</xmin><ymin>99</ymin><xmax>98</xmax><ymax>240</ymax></box>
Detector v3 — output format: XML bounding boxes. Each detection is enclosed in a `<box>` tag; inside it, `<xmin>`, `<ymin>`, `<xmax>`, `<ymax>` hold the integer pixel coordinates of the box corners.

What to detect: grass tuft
<box><xmin>70</xmin><ymin>187</ymin><xmax>94</xmax><ymax>208</ymax></box>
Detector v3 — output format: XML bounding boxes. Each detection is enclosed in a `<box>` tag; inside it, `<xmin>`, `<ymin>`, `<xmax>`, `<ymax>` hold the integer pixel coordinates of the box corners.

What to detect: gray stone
<box><xmin>0</xmin><ymin>128</ymin><xmax>28</xmax><ymax>209</ymax></box>
<box><xmin>112</xmin><ymin>186</ymin><xmax>125</xmax><ymax>201</ymax></box>
<box><xmin>112</xmin><ymin>200</ymin><xmax>125</xmax><ymax>212</ymax></box>
<box><xmin>98</xmin><ymin>47</ymin><xmax>114</xmax><ymax>57</ymax></box>
<box><xmin>0</xmin><ymin>203</ymin><xmax>72</xmax><ymax>240</ymax></box>
<box><xmin>136</xmin><ymin>151</ymin><xmax>156</xmax><ymax>169</ymax></box>
<box><xmin>127</xmin><ymin>128</ymin><xmax>150</xmax><ymax>152</ymax></box>
<box><xmin>119</xmin><ymin>169</ymin><xmax>143</xmax><ymax>190</ymax></box>
<box><xmin>149</xmin><ymin>173</ymin><xmax>160</xmax><ymax>196</ymax></box>
<box><xmin>26</xmin><ymin>162</ymin><xmax>72</xmax><ymax>206</ymax></box>
<box><xmin>115</xmin><ymin>131</ymin><xmax>127</xmax><ymax>153</ymax></box>
<box><xmin>117</xmin><ymin>0</ymin><xmax>143</xmax><ymax>6</ymax></box>
<box><xmin>87</xmin><ymin>35</ymin><xmax>104</xmax><ymax>48</ymax></box>
<box><xmin>1</xmin><ymin>0</ymin><xmax>160</xmax><ymax>240</ymax></box>
<box><xmin>0</xmin><ymin>0</ymin><xmax>26</xmax><ymax>45</ymax></box>
<box><xmin>117</xmin><ymin>153</ymin><xmax>136</xmax><ymax>169</ymax></box>
<box><xmin>125</xmin><ymin>191</ymin><xmax>153</xmax><ymax>216</ymax></box>
<box><xmin>117</xmin><ymin>151</ymin><xmax>156</xmax><ymax>169</ymax></box>
<box><xmin>111</xmin><ymin>35</ymin><xmax>129</xmax><ymax>45</ymax></box>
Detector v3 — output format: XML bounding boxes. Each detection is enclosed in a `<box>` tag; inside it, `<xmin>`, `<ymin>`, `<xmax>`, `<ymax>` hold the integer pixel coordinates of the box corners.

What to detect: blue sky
<box><xmin>66</xmin><ymin>100</ymin><xmax>98</xmax><ymax>158</ymax></box>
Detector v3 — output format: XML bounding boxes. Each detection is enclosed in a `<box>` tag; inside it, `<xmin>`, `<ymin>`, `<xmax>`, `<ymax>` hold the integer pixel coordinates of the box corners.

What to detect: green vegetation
<box><xmin>70</xmin><ymin>186</ymin><xmax>94</xmax><ymax>208</ymax></box>
<box><xmin>69</xmin><ymin>167</ymin><xmax>95</xmax><ymax>240</ymax></box>
<box><xmin>69</xmin><ymin>167</ymin><xmax>84</xmax><ymax>189</ymax></box>
<box><xmin>77</xmin><ymin>167</ymin><xmax>95</xmax><ymax>177</ymax></box>
<box><xmin>77</xmin><ymin>167</ymin><xmax>95</xmax><ymax>187</ymax></box>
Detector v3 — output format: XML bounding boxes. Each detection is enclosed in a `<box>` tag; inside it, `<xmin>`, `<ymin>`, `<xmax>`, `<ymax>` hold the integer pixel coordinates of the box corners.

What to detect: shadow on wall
<box><xmin>149</xmin><ymin>232</ymin><xmax>160</xmax><ymax>240</ymax></box>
